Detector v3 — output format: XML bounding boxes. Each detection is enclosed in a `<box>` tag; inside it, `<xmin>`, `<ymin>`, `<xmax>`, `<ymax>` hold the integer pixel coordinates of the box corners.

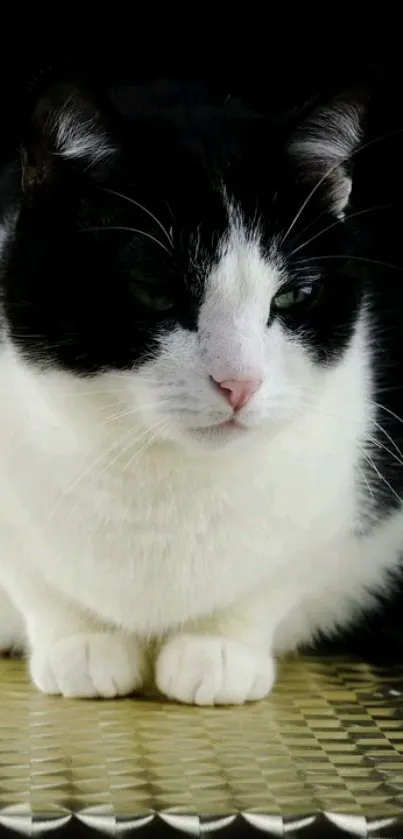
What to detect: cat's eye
<box><xmin>133</xmin><ymin>286</ymin><xmax>174</xmax><ymax>313</ymax></box>
<box><xmin>272</xmin><ymin>284</ymin><xmax>316</xmax><ymax>312</ymax></box>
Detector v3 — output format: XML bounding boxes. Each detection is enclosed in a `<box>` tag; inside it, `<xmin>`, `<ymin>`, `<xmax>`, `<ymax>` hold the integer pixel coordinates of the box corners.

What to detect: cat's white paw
<box><xmin>30</xmin><ymin>633</ymin><xmax>149</xmax><ymax>698</ymax></box>
<box><xmin>155</xmin><ymin>634</ymin><xmax>276</xmax><ymax>706</ymax></box>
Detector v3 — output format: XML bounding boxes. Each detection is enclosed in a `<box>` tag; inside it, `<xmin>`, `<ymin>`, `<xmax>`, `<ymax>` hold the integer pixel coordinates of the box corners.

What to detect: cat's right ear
<box><xmin>287</xmin><ymin>90</ymin><xmax>368</xmax><ymax>217</ymax></box>
<box><xmin>21</xmin><ymin>85</ymin><xmax>119</xmax><ymax>197</ymax></box>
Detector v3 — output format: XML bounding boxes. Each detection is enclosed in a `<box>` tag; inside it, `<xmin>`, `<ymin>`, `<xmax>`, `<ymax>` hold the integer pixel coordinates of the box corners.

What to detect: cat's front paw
<box><xmin>155</xmin><ymin>634</ymin><xmax>276</xmax><ymax>706</ymax></box>
<box><xmin>30</xmin><ymin>633</ymin><xmax>149</xmax><ymax>698</ymax></box>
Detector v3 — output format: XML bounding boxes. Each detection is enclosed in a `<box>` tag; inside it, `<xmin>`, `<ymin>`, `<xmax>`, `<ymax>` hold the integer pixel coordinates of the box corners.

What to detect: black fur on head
<box><xmin>0</xmin><ymin>77</ymin><xmax>367</xmax><ymax>373</ymax></box>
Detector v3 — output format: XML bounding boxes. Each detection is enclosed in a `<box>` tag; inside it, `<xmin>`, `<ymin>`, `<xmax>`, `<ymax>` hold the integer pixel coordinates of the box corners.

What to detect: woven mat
<box><xmin>1</xmin><ymin>655</ymin><xmax>403</xmax><ymax>837</ymax></box>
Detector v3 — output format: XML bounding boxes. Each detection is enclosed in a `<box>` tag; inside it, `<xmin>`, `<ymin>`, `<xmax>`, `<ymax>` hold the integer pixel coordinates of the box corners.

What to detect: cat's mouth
<box><xmin>216</xmin><ymin>418</ymin><xmax>241</xmax><ymax>430</ymax></box>
<box><xmin>189</xmin><ymin>417</ymin><xmax>247</xmax><ymax>439</ymax></box>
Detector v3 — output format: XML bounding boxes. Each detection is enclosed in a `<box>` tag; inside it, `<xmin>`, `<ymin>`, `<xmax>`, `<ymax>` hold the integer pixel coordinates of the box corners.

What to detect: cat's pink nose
<box><xmin>212</xmin><ymin>377</ymin><xmax>262</xmax><ymax>410</ymax></box>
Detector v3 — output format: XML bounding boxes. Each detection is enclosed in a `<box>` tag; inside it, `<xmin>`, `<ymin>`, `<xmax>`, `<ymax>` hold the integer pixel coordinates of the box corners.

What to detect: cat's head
<box><xmin>1</xmin><ymin>80</ymin><xmax>367</xmax><ymax>450</ymax></box>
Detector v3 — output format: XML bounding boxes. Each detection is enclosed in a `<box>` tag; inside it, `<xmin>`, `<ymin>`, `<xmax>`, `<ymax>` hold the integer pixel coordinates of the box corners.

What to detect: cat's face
<box><xmin>1</xmin><ymin>81</ymin><xmax>366</xmax><ymax>449</ymax></box>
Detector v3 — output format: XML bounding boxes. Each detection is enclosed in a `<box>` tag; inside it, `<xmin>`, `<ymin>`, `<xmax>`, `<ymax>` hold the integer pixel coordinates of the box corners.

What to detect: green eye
<box><xmin>133</xmin><ymin>286</ymin><xmax>174</xmax><ymax>313</ymax></box>
<box><xmin>273</xmin><ymin>285</ymin><xmax>315</xmax><ymax>312</ymax></box>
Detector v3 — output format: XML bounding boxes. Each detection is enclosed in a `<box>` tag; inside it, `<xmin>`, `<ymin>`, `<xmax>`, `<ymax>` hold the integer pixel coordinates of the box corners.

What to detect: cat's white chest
<box><xmin>0</xmin><ymin>343</ymin><xmax>374</xmax><ymax>644</ymax></box>
<box><xmin>10</xmin><ymin>427</ymin><xmax>355</xmax><ymax>636</ymax></box>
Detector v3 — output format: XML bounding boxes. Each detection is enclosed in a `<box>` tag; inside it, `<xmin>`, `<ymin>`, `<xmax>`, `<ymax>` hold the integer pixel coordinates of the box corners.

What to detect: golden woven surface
<box><xmin>1</xmin><ymin>655</ymin><xmax>403</xmax><ymax>836</ymax></box>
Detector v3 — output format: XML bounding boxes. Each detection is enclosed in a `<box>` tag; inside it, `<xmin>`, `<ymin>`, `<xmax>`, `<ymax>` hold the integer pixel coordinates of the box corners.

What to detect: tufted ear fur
<box><xmin>21</xmin><ymin>84</ymin><xmax>119</xmax><ymax>195</ymax></box>
<box><xmin>288</xmin><ymin>92</ymin><xmax>367</xmax><ymax>216</ymax></box>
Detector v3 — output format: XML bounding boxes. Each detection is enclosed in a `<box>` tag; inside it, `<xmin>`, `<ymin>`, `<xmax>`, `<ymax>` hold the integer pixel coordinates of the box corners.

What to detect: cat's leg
<box><xmin>4</xmin><ymin>574</ymin><xmax>150</xmax><ymax>698</ymax></box>
<box><xmin>155</xmin><ymin>593</ymin><xmax>277</xmax><ymax>706</ymax></box>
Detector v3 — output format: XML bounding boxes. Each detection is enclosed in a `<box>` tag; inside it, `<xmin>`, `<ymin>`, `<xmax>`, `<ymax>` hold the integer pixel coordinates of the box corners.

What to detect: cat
<box><xmin>1</xmin><ymin>74</ymin><xmax>403</xmax><ymax>705</ymax></box>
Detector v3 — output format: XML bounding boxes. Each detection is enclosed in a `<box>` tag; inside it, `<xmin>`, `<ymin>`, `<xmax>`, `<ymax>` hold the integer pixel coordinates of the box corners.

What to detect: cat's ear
<box><xmin>287</xmin><ymin>91</ymin><xmax>368</xmax><ymax>216</ymax></box>
<box><xmin>21</xmin><ymin>85</ymin><xmax>119</xmax><ymax>195</ymax></box>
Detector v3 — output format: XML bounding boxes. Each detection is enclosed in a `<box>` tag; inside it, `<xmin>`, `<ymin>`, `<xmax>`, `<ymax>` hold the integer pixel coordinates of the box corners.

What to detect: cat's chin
<box><xmin>183</xmin><ymin>418</ymin><xmax>253</xmax><ymax>450</ymax></box>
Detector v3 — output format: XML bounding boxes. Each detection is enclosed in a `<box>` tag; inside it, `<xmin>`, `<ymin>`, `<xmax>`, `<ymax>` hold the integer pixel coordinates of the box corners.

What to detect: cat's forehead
<box><xmin>203</xmin><ymin>209</ymin><xmax>283</xmax><ymax>308</ymax></box>
<box><xmin>111</xmin><ymin>90</ymin><xmax>282</xmax><ymax>199</ymax></box>
<box><xmin>175</xmin><ymin>195</ymin><xmax>287</xmax><ymax>318</ymax></box>
<box><xmin>113</xmin><ymin>143</ymin><xmax>286</xmax><ymax>265</ymax></box>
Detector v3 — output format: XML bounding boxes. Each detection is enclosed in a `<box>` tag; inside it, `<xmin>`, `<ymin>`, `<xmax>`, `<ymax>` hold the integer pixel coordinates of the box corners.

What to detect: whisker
<box><xmin>66</xmin><ymin>422</ymin><xmax>165</xmax><ymax>521</ymax></box>
<box><xmin>351</xmin><ymin>126</ymin><xmax>403</xmax><ymax>161</ymax></box>
<box><xmin>91</xmin><ymin>420</ymin><xmax>164</xmax><ymax>480</ymax></box>
<box><xmin>280</xmin><ymin>159</ymin><xmax>342</xmax><ymax>247</ymax></box>
<box><xmin>366</xmin><ymin>434</ymin><xmax>403</xmax><ymax>468</ymax></box>
<box><xmin>288</xmin><ymin>208</ymin><xmax>331</xmax><ymax>253</ymax></box>
<box><xmin>164</xmin><ymin>200</ymin><xmax>176</xmax><ymax>225</ymax></box>
<box><xmin>371</xmin><ymin>401</ymin><xmax>403</xmax><ymax>428</ymax></box>
<box><xmin>295</xmin><ymin>394</ymin><xmax>403</xmax><ymax>489</ymax></box>
<box><xmin>104</xmin><ymin>400</ymin><xmax>170</xmax><ymax>425</ymax></box>
<box><xmin>48</xmin><ymin>423</ymin><xmax>142</xmax><ymax>522</ymax></box>
<box><xmin>62</xmin><ymin>389</ymin><xmax>131</xmax><ymax>398</ymax></box>
<box><xmin>105</xmin><ymin>371</ymin><xmax>160</xmax><ymax>383</ymax></box>
<box><xmin>289</xmin><ymin>203</ymin><xmax>396</xmax><ymax>259</ymax></box>
<box><xmin>362</xmin><ymin>451</ymin><xmax>403</xmax><ymax>506</ymax></box>
<box><xmin>370</xmin><ymin>416</ymin><xmax>403</xmax><ymax>461</ymax></box>
<box><xmin>297</xmin><ymin>402</ymin><xmax>402</xmax><ymax>504</ymax></box>
<box><xmin>295</xmin><ymin>254</ymin><xmax>402</xmax><ymax>272</ymax></box>
<box><xmin>281</xmin><ymin>126</ymin><xmax>403</xmax><ymax>251</ymax></box>
<box><xmin>358</xmin><ymin>464</ymin><xmax>375</xmax><ymax>500</ymax></box>
<box><xmin>100</xmin><ymin>187</ymin><xmax>173</xmax><ymax>247</ymax></box>
<box><xmin>298</xmin><ymin>391</ymin><xmax>403</xmax><ymax>433</ymax></box>
<box><xmin>83</xmin><ymin>226</ymin><xmax>171</xmax><ymax>255</ymax></box>
<box><xmin>122</xmin><ymin>419</ymin><xmax>168</xmax><ymax>475</ymax></box>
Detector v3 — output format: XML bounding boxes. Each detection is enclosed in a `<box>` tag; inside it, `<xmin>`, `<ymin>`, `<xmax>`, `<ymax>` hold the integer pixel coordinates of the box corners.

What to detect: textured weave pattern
<box><xmin>1</xmin><ymin>655</ymin><xmax>403</xmax><ymax>836</ymax></box>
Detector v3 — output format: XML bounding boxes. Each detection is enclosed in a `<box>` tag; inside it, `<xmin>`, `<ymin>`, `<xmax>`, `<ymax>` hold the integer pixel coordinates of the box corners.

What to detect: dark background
<box><xmin>0</xmin><ymin>42</ymin><xmax>398</xmax><ymax>154</ymax></box>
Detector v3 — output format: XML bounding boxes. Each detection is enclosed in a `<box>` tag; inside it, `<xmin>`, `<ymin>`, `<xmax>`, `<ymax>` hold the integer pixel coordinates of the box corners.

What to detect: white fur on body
<box><xmin>0</xmin><ymin>222</ymin><xmax>400</xmax><ymax>705</ymax></box>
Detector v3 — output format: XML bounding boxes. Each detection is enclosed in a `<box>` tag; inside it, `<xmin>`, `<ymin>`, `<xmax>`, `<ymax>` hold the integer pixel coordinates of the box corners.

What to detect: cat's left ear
<box><xmin>287</xmin><ymin>91</ymin><xmax>368</xmax><ymax>216</ymax></box>
<box><xmin>21</xmin><ymin>84</ymin><xmax>119</xmax><ymax>196</ymax></box>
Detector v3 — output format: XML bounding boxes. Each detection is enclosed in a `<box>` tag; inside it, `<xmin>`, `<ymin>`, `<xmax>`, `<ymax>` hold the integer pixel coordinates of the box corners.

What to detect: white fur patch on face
<box><xmin>198</xmin><ymin>214</ymin><xmax>282</xmax><ymax>382</ymax></box>
<box><xmin>119</xmin><ymin>208</ymin><xmax>325</xmax><ymax>448</ymax></box>
<box><xmin>53</xmin><ymin>104</ymin><xmax>115</xmax><ymax>166</ymax></box>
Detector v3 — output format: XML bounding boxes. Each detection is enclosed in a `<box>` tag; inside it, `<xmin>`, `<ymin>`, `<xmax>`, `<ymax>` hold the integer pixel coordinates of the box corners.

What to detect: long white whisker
<box><xmin>295</xmin><ymin>394</ymin><xmax>403</xmax><ymax>474</ymax></box>
<box><xmin>62</xmin><ymin>388</ymin><xmax>133</xmax><ymax>398</ymax></box>
<box><xmin>90</xmin><ymin>420</ymin><xmax>165</xmax><ymax>480</ymax></box>
<box><xmin>362</xmin><ymin>452</ymin><xmax>403</xmax><ymax>506</ymax></box>
<box><xmin>289</xmin><ymin>204</ymin><xmax>396</xmax><ymax>259</ymax></box>
<box><xmin>352</xmin><ymin>126</ymin><xmax>403</xmax><ymax>160</ymax></box>
<box><xmin>371</xmin><ymin>416</ymin><xmax>403</xmax><ymax>461</ymax></box>
<box><xmin>371</xmin><ymin>401</ymin><xmax>403</xmax><ymax>428</ymax></box>
<box><xmin>295</xmin><ymin>253</ymin><xmax>402</xmax><ymax>272</ymax></box>
<box><xmin>100</xmin><ymin>187</ymin><xmax>173</xmax><ymax>247</ymax></box>
<box><xmin>65</xmin><ymin>419</ymin><xmax>167</xmax><ymax>521</ymax></box>
<box><xmin>84</xmin><ymin>226</ymin><xmax>171</xmax><ymax>255</ymax></box>
<box><xmin>280</xmin><ymin>124</ymin><xmax>403</xmax><ymax>251</ymax></box>
<box><xmin>101</xmin><ymin>373</ymin><xmax>161</xmax><ymax>388</ymax></box>
<box><xmin>104</xmin><ymin>400</ymin><xmax>170</xmax><ymax>425</ymax></box>
<box><xmin>366</xmin><ymin>434</ymin><xmax>403</xmax><ymax>469</ymax></box>
<box><xmin>122</xmin><ymin>421</ymin><xmax>168</xmax><ymax>475</ymax></box>
<box><xmin>280</xmin><ymin>159</ymin><xmax>342</xmax><ymax>247</ymax></box>
<box><xmin>358</xmin><ymin>464</ymin><xmax>375</xmax><ymax>499</ymax></box>
<box><xmin>48</xmin><ymin>423</ymin><xmax>143</xmax><ymax>522</ymax></box>
<box><xmin>164</xmin><ymin>200</ymin><xmax>176</xmax><ymax>224</ymax></box>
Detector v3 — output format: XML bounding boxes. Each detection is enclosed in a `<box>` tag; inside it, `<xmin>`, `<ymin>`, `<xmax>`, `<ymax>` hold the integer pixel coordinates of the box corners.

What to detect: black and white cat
<box><xmin>1</xmin><ymin>75</ymin><xmax>403</xmax><ymax>704</ymax></box>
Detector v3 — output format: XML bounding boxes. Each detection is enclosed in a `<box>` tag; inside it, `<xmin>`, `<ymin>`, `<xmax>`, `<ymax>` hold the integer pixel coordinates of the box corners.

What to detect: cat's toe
<box><xmin>30</xmin><ymin>633</ymin><xmax>149</xmax><ymax>698</ymax></box>
<box><xmin>155</xmin><ymin>634</ymin><xmax>276</xmax><ymax>706</ymax></box>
